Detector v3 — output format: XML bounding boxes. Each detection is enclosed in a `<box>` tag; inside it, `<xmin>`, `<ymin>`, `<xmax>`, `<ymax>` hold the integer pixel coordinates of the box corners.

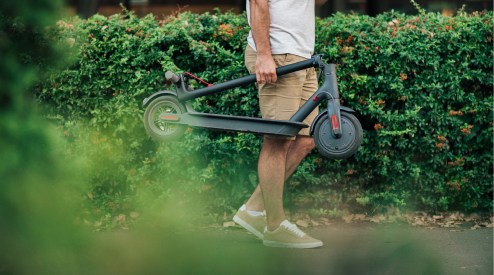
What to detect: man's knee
<box><xmin>296</xmin><ymin>135</ymin><xmax>315</xmax><ymax>151</ymax></box>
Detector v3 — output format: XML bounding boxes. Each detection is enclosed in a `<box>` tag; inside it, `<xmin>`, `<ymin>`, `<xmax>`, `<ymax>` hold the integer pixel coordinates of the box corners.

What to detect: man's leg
<box><xmin>259</xmin><ymin>134</ymin><xmax>322</xmax><ymax>248</ymax></box>
<box><xmin>256</xmin><ymin>136</ymin><xmax>292</xmax><ymax>231</ymax></box>
<box><xmin>245</xmin><ymin>134</ymin><xmax>314</xmax><ymax>209</ymax></box>
<box><xmin>245</xmin><ymin>135</ymin><xmax>315</xmax><ymax>212</ymax></box>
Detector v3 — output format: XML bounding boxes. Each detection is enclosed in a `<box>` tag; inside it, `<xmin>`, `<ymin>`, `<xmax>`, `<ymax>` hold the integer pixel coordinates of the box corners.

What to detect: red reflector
<box><xmin>331</xmin><ymin>115</ymin><xmax>338</xmax><ymax>130</ymax></box>
<box><xmin>161</xmin><ymin>116</ymin><xmax>178</xmax><ymax>120</ymax></box>
<box><xmin>313</xmin><ymin>96</ymin><xmax>319</xmax><ymax>101</ymax></box>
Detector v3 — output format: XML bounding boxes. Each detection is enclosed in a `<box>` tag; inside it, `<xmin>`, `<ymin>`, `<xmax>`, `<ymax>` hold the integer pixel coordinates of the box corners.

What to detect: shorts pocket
<box><xmin>273</xmin><ymin>54</ymin><xmax>287</xmax><ymax>68</ymax></box>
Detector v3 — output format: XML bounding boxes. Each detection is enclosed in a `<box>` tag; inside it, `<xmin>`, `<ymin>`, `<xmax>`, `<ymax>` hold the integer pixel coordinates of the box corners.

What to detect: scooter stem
<box><xmin>323</xmin><ymin>64</ymin><xmax>343</xmax><ymax>138</ymax></box>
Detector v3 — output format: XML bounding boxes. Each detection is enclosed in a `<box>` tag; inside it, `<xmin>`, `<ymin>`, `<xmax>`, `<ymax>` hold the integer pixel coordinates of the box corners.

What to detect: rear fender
<box><xmin>142</xmin><ymin>90</ymin><xmax>177</xmax><ymax>106</ymax></box>
<box><xmin>309</xmin><ymin>106</ymin><xmax>355</xmax><ymax>136</ymax></box>
<box><xmin>143</xmin><ymin>90</ymin><xmax>195</xmax><ymax>113</ymax></box>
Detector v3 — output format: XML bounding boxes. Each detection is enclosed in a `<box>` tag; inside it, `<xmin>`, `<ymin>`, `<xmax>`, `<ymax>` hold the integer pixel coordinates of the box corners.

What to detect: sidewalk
<box><xmin>94</xmin><ymin>221</ymin><xmax>493</xmax><ymax>275</ymax></box>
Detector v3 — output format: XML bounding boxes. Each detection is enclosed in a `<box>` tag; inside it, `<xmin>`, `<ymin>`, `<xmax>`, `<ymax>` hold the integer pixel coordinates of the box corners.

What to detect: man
<box><xmin>233</xmin><ymin>0</ymin><xmax>328</xmax><ymax>248</ymax></box>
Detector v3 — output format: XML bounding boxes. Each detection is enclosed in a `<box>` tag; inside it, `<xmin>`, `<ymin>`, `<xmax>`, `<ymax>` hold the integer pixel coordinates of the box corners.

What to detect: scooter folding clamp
<box><xmin>312</xmin><ymin>54</ymin><xmax>325</xmax><ymax>69</ymax></box>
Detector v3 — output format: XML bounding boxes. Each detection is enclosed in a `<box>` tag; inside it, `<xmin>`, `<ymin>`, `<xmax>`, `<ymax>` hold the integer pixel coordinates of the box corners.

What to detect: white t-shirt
<box><xmin>246</xmin><ymin>0</ymin><xmax>315</xmax><ymax>59</ymax></box>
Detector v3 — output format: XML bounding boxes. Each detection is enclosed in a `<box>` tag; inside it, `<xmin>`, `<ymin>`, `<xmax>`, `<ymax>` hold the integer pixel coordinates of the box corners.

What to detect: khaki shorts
<box><xmin>245</xmin><ymin>45</ymin><xmax>319</xmax><ymax>140</ymax></box>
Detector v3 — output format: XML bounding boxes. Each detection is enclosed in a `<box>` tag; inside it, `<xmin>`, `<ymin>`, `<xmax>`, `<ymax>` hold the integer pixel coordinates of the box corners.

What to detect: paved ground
<box><xmin>94</xmin><ymin>221</ymin><xmax>493</xmax><ymax>275</ymax></box>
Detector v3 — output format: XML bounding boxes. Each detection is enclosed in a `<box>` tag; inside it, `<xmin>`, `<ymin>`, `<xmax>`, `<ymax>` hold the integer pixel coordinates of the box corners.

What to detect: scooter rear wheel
<box><xmin>313</xmin><ymin>112</ymin><xmax>363</xmax><ymax>160</ymax></box>
<box><xmin>144</xmin><ymin>95</ymin><xmax>187</xmax><ymax>142</ymax></box>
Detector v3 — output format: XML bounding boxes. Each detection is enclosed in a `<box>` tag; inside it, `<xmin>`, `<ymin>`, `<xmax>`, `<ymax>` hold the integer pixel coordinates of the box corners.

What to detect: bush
<box><xmin>21</xmin><ymin>7</ymin><xmax>493</xmax><ymax>221</ymax></box>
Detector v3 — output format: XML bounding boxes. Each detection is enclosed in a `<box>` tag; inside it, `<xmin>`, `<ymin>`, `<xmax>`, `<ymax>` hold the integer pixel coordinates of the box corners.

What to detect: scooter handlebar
<box><xmin>165</xmin><ymin>71</ymin><xmax>180</xmax><ymax>83</ymax></box>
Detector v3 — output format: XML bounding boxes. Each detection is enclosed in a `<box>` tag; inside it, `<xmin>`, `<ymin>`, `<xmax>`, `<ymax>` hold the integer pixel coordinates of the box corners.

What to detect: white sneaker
<box><xmin>263</xmin><ymin>220</ymin><xmax>323</xmax><ymax>249</ymax></box>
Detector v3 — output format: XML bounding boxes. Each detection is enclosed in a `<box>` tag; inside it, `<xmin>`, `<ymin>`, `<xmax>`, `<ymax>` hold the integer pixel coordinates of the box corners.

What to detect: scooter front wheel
<box><xmin>313</xmin><ymin>112</ymin><xmax>363</xmax><ymax>159</ymax></box>
<box><xmin>144</xmin><ymin>95</ymin><xmax>187</xmax><ymax>142</ymax></box>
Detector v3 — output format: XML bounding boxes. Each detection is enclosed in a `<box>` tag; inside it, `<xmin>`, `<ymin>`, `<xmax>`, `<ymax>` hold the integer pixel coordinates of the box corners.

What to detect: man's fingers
<box><xmin>270</xmin><ymin>72</ymin><xmax>277</xmax><ymax>83</ymax></box>
<box><xmin>262</xmin><ymin>70</ymin><xmax>278</xmax><ymax>83</ymax></box>
<box><xmin>256</xmin><ymin>69</ymin><xmax>264</xmax><ymax>83</ymax></box>
<box><xmin>257</xmin><ymin>71</ymin><xmax>277</xmax><ymax>83</ymax></box>
<box><xmin>264</xmin><ymin>73</ymin><xmax>271</xmax><ymax>84</ymax></box>
<box><xmin>265</xmin><ymin>72</ymin><xmax>275</xmax><ymax>84</ymax></box>
<box><xmin>257</xmin><ymin>70</ymin><xmax>266</xmax><ymax>83</ymax></box>
<box><xmin>255</xmin><ymin>55</ymin><xmax>278</xmax><ymax>83</ymax></box>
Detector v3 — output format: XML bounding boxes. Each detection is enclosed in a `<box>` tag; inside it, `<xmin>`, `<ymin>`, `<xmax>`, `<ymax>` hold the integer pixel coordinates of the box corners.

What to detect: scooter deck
<box><xmin>166</xmin><ymin>112</ymin><xmax>309</xmax><ymax>137</ymax></box>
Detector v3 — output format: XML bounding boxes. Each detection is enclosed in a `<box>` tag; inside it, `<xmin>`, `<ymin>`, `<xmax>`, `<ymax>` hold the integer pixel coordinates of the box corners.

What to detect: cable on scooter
<box><xmin>317</xmin><ymin>69</ymin><xmax>322</xmax><ymax>84</ymax></box>
<box><xmin>184</xmin><ymin>72</ymin><xmax>214</xmax><ymax>87</ymax></box>
<box><xmin>320</xmin><ymin>91</ymin><xmax>337</xmax><ymax>117</ymax></box>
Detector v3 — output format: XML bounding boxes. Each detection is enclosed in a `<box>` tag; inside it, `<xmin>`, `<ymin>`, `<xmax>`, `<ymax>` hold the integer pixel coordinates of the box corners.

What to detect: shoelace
<box><xmin>283</xmin><ymin>223</ymin><xmax>306</xmax><ymax>237</ymax></box>
<box><xmin>261</xmin><ymin>211</ymin><xmax>267</xmax><ymax>219</ymax></box>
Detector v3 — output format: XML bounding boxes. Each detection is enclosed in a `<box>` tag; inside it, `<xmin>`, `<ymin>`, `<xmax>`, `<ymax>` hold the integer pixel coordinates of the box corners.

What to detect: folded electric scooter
<box><xmin>142</xmin><ymin>55</ymin><xmax>362</xmax><ymax>159</ymax></box>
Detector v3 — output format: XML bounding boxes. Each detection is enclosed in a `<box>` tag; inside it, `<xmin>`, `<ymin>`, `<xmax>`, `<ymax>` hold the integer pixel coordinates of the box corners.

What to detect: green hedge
<box><xmin>25</xmin><ymin>7</ymin><xmax>493</xmax><ymax>221</ymax></box>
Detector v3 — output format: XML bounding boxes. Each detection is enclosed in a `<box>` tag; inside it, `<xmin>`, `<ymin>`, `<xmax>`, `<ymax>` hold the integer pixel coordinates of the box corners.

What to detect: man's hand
<box><xmin>255</xmin><ymin>54</ymin><xmax>277</xmax><ymax>84</ymax></box>
<box><xmin>250</xmin><ymin>0</ymin><xmax>277</xmax><ymax>84</ymax></box>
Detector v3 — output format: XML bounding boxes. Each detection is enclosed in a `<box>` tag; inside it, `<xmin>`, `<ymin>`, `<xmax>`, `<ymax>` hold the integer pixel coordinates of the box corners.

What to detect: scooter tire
<box><xmin>313</xmin><ymin>112</ymin><xmax>363</xmax><ymax>160</ymax></box>
<box><xmin>143</xmin><ymin>95</ymin><xmax>187</xmax><ymax>143</ymax></box>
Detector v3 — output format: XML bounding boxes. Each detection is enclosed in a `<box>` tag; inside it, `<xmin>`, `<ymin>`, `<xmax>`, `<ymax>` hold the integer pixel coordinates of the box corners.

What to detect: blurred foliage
<box><xmin>0</xmin><ymin>0</ymin><xmax>90</xmax><ymax>273</ymax></box>
<box><xmin>5</xmin><ymin>6</ymin><xmax>492</xmax><ymax>228</ymax></box>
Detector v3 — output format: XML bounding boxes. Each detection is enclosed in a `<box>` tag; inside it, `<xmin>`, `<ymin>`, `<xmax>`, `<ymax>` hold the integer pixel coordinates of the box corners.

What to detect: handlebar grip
<box><xmin>165</xmin><ymin>71</ymin><xmax>179</xmax><ymax>83</ymax></box>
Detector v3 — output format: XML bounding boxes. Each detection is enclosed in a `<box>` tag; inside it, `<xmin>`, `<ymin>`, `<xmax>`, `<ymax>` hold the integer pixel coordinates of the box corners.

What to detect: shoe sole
<box><xmin>233</xmin><ymin>215</ymin><xmax>264</xmax><ymax>240</ymax></box>
<box><xmin>263</xmin><ymin>240</ymin><xmax>323</xmax><ymax>249</ymax></box>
